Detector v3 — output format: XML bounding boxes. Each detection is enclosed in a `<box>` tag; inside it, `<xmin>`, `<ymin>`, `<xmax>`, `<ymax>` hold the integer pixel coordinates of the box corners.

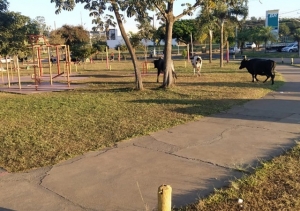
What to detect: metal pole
<box><xmin>47</xmin><ymin>47</ymin><xmax>53</xmax><ymax>85</ymax></box>
<box><xmin>6</xmin><ymin>57</ymin><xmax>10</xmax><ymax>88</ymax></box>
<box><xmin>106</xmin><ymin>46</ymin><xmax>109</xmax><ymax>69</ymax></box>
<box><xmin>16</xmin><ymin>56</ymin><xmax>21</xmax><ymax>89</ymax></box>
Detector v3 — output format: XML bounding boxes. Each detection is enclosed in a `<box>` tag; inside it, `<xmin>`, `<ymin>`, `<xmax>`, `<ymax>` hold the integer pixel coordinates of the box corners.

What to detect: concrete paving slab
<box><xmin>0</xmin><ymin>168</ymin><xmax>85</xmax><ymax>211</ymax></box>
<box><xmin>148</xmin><ymin>121</ymin><xmax>234</xmax><ymax>148</ymax></box>
<box><xmin>41</xmin><ymin>146</ymin><xmax>243</xmax><ymax>211</ymax></box>
<box><xmin>175</xmin><ymin>125</ymin><xmax>297</xmax><ymax>171</ymax></box>
<box><xmin>205</xmin><ymin>113</ymin><xmax>300</xmax><ymax>134</ymax></box>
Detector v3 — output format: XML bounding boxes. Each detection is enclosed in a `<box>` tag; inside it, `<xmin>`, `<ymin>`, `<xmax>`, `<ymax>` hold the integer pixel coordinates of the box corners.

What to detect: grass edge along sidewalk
<box><xmin>180</xmin><ymin>143</ymin><xmax>300</xmax><ymax>211</ymax></box>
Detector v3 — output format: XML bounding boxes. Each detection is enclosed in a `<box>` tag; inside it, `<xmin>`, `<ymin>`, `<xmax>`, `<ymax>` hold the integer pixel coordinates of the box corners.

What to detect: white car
<box><xmin>229</xmin><ymin>47</ymin><xmax>240</xmax><ymax>54</ymax></box>
<box><xmin>245</xmin><ymin>42</ymin><xmax>256</xmax><ymax>49</ymax></box>
<box><xmin>281</xmin><ymin>43</ymin><xmax>298</xmax><ymax>52</ymax></box>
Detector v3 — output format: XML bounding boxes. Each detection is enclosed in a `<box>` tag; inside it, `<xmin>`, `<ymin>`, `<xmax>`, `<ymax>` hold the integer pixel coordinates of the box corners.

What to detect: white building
<box><xmin>90</xmin><ymin>29</ymin><xmax>178</xmax><ymax>49</ymax></box>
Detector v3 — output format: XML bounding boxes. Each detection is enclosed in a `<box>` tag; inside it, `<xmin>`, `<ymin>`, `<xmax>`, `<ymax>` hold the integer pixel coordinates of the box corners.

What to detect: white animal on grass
<box><xmin>191</xmin><ymin>56</ymin><xmax>203</xmax><ymax>76</ymax></box>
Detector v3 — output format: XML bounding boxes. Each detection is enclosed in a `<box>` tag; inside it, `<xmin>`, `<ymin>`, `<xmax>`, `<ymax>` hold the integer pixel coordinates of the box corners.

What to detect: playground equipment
<box><xmin>28</xmin><ymin>35</ymin><xmax>72</xmax><ymax>90</ymax></box>
<box><xmin>1</xmin><ymin>35</ymin><xmax>72</xmax><ymax>91</ymax></box>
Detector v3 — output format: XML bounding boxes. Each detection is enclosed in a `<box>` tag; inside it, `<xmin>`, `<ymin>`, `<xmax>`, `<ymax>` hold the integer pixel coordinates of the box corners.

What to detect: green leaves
<box><xmin>0</xmin><ymin>11</ymin><xmax>38</xmax><ymax>56</ymax></box>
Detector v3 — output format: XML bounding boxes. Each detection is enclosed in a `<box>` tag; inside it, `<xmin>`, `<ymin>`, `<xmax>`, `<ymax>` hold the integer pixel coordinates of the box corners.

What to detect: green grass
<box><xmin>179</xmin><ymin>143</ymin><xmax>300</xmax><ymax>211</ymax></box>
<box><xmin>0</xmin><ymin>59</ymin><xmax>283</xmax><ymax>172</ymax></box>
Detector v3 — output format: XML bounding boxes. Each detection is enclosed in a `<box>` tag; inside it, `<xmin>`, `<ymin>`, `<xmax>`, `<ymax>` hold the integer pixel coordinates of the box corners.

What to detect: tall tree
<box><xmin>213</xmin><ymin>0</ymin><xmax>248</xmax><ymax>67</ymax></box>
<box><xmin>0</xmin><ymin>0</ymin><xmax>9</xmax><ymax>12</ymax></box>
<box><xmin>52</xmin><ymin>25</ymin><xmax>90</xmax><ymax>46</ymax></box>
<box><xmin>279</xmin><ymin>23</ymin><xmax>290</xmax><ymax>43</ymax></box>
<box><xmin>292</xmin><ymin>28</ymin><xmax>300</xmax><ymax>57</ymax></box>
<box><xmin>172</xmin><ymin>19</ymin><xmax>197</xmax><ymax>45</ymax></box>
<box><xmin>237</xmin><ymin>27</ymin><xmax>251</xmax><ymax>53</ymax></box>
<box><xmin>145</xmin><ymin>1</ymin><xmax>204</xmax><ymax>87</ymax></box>
<box><xmin>92</xmin><ymin>14</ymin><xmax>116</xmax><ymax>40</ymax></box>
<box><xmin>0</xmin><ymin>11</ymin><xmax>39</xmax><ymax>56</ymax></box>
<box><xmin>258</xmin><ymin>26</ymin><xmax>276</xmax><ymax>53</ymax></box>
<box><xmin>33</xmin><ymin>16</ymin><xmax>51</xmax><ymax>36</ymax></box>
<box><xmin>135</xmin><ymin>15</ymin><xmax>155</xmax><ymax>59</ymax></box>
<box><xmin>50</xmin><ymin>0</ymin><xmax>147</xmax><ymax>90</ymax></box>
<box><xmin>196</xmin><ymin>0</ymin><xmax>218</xmax><ymax>63</ymax></box>
<box><xmin>49</xmin><ymin>24</ymin><xmax>91</xmax><ymax>60</ymax></box>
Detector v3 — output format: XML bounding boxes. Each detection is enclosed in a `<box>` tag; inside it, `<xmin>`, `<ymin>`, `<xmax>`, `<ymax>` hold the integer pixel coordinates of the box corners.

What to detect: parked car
<box><xmin>281</xmin><ymin>43</ymin><xmax>298</xmax><ymax>52</ymax></box>
<box><xmin>245</xmin><ymin>42</ymin><xmax>256</xmax><ymax>49</ymax></box>
<box><xmin>229</xmin><ymin>47</ymin><xmax>240</xmax><ymax>55</ymax></box>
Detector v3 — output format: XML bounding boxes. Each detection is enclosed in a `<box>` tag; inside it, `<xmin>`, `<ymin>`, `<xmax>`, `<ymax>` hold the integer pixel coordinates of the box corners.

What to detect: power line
<box><xmin>280</xmin><ymin>9</ymin><xmax>300</xmax><ymax>15</ymax></box>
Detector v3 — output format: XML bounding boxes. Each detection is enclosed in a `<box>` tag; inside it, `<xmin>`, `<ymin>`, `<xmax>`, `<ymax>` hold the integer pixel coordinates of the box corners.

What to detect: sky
<box><xmin>7</xmin><ymin>0</ymin><xmax>300</xmax><ymax>34</ymax></box>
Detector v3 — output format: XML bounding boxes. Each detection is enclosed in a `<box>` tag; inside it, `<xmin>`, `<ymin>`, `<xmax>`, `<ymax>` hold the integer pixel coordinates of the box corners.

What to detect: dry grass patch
<box><xmin>0</xmin><ymin>59</ymin><xmax>284</xmax><ymax>172</ymax></box>
<box><xmin>180</xmin><ymin>143</ymin><xmax>300</xmax><ymax>211</ymax></box>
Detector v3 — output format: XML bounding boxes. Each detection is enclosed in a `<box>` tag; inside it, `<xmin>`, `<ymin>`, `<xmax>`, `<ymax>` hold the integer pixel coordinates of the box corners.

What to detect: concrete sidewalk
<box><xmin>0</xmin><ymin>64</ymin><xmax>300</xmax><ymax>211</ymax></box>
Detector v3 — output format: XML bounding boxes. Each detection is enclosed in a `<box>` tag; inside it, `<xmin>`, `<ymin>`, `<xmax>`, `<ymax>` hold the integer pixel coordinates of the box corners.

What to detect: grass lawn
<box><xmin>0</xmin><ymin>58</ymin><xmax>283</xmax><ymax>172</ymax></box>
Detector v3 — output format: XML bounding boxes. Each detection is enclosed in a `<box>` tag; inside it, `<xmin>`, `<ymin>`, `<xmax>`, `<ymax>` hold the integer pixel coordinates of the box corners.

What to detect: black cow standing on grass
<box><xmin>239</xmin><ymin>58</ymin><xmax>276</xmax><ymax>85</ymax></box>
<box><xmin>153</xmin><ymin>57</ymin><xmax>177</xmax><ymax>83</ymax></box>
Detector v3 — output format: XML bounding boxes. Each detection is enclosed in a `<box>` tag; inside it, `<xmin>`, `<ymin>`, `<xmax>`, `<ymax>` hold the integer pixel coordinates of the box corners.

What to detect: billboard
<box><xmin>266</xmin><ymin>10</ymin><xmax>279</xmax><ymax>38</ymax></box>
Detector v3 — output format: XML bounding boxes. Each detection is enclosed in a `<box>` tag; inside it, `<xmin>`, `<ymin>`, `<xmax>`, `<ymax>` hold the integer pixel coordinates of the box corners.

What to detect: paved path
<box><xmin>0</xmin><ymin>64</ymin><xmax>300</xmax><ymax>211</ymax></box>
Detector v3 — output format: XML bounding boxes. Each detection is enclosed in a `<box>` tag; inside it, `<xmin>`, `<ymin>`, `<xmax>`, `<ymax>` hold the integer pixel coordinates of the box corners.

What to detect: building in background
<box><xmin>90</xmin><ymin>28</ymin><xmax>178</xmax><ymax>49</ymax></box>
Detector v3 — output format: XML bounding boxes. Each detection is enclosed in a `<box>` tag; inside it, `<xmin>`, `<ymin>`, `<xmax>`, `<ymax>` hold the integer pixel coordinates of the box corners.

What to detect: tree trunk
<box><xmin>111</xmin><ymin>1</ymin><xmax>143</xmax><ymax>90</ymax></box>
<box><xmin>264</xmin><ymin>41</ymin><xmax>267</xmax><ymax>53</ymax></box>
<box><xmin>161</xmin><ymin>18</ymin><xmax>175</xmax><ymax>88</ymax></box>
<box><xmin>219</xmin><ymin>19</ymin><xmax>224</xmax><ymax>68</ymax></box>
<box><xmin>209</xmin><ymin>29</ymin><xmax>213</xmax><ymax>63</ymax></box>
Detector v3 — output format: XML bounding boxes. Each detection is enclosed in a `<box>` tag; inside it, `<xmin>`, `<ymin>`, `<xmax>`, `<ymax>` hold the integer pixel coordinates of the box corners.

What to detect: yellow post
<box><xmin>291</xmin><ymin>58</ymin><xmax>294</xmax><ymax>65</ymax></box>
<box><xmin>158</xmin><ymin>185</ymin><xmax>172</xmax><ymax>211</ymax></box>
<box><xmin>109</xmin><ymin>65</ymin><xmax>111</xmax><ymax>71</ymax></box>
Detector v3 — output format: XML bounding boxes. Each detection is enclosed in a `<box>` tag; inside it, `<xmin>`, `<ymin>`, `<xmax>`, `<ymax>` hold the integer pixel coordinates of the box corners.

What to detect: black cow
<box><xmin>239</xmin><ymin>58</ymin><xmax>276</xmax><ymax>85</ymax></box>
<box><xmin>50</xmin><ymin>55</ymin><xmax>57</xmax><ymax>64</ymax></box>
<box><xmin>71</xmin><ymin>57</ymin><xmax>81</xmax><ymax>65</ymax></box>
<box><xmin>153</xmin><ymin>57</ymin><xmax>177</xmax><ymax>83</ymax></box>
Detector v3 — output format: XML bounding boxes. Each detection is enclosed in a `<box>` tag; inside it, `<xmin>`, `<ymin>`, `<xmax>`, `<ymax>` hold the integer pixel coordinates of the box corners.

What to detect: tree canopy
<box><xmin>0</xmin><ymin>11</ymin><xmax>39</xmax><ymax>56</ymax></box>
<box><xmin>0</xmin><ymin>0</ymin><xmax>9</xmax><ymax>12</ymax></box>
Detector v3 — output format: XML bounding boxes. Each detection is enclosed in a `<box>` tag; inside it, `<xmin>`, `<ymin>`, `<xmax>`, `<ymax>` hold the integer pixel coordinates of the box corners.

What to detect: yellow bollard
<box><xmin>109</xmin><ymin>65</ymin><xmax>111</xmax><ymax>70</ymax></box>
<box><xmin>158</xmin><ymin>185</ymin><xmax>172</xmax><ymax>211</ymax></box>
<box><xmin>291</xmin><ymin>58</ymin><xmax>294</xmax><ymax>65</ymax></box>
